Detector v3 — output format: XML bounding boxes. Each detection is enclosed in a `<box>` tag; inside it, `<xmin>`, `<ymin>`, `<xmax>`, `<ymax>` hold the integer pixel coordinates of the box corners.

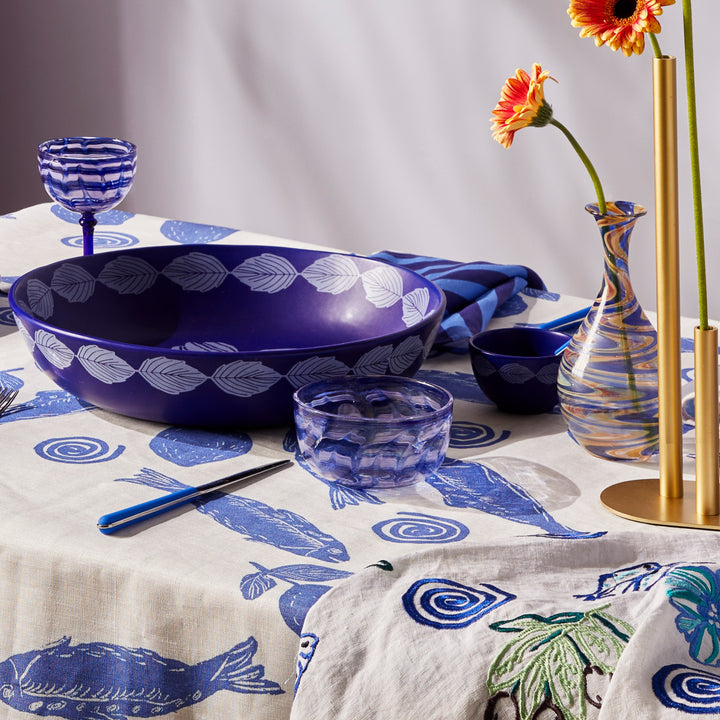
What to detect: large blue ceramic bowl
<box><xmin>10</xmin><ymin>245</ymin><xmax>445</xmax><ymax>427</ymax></box>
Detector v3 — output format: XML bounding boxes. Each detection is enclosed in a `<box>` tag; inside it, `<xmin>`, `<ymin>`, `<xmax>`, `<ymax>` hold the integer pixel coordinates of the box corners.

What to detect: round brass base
<box><xmin>601</xmin><ymin>478</ymin><xmax>720</xmax><ymax>530</ymax></box>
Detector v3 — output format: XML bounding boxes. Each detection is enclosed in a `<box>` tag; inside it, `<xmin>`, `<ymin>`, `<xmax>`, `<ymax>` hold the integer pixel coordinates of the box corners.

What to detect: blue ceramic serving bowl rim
<box><xmin>9</xmin><ymin>245</ymin><xmax>447</xmax><ymax>360</ymax></box>
<box><xmin>469</xmin><ymin>326</ymin><xmax>570</xmax><ymax>361</ymax></box>
<box><xmin>293</xmin><ymin>375</ymin><xmax>453</xmax><ymax>424</ymax></box>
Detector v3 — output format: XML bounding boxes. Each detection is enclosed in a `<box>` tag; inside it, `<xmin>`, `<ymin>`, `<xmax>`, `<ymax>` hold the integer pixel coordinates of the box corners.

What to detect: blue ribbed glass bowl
<box><xmin>294</xmin><ymin>376</ymin><xmax>453</xmax><ymax>488</ymax></box>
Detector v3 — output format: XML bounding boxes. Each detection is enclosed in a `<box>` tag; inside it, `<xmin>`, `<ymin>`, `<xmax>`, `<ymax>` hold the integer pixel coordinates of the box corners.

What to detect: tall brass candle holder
<box><xmin>600</xmin><ymin>56</ymin><xmax>720</xmax><ymax>530</ymax></box>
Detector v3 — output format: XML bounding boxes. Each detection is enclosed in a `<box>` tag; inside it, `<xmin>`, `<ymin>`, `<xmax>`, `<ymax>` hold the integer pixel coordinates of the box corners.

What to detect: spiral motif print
<box><xmin>0</xmin><ymin>307</ymin><xmax>16</xmax><ymax>326</ymax></box>
<box><xmin>653</xmin><ymin>664</ymin><xmax>720</xmax><ymax>713</ymax></box>
<box><xmin>372</xmin><ymin>512</ymin><xmax>469</xmax><ymax>544</ymax></box>
<box><xmin>402</xmin><ymin>578</ymin><xmax>515</xmax><ymax>629</ymax></box>
<box><xmin>34</xmin><ymin>436</ymin><xmax>125</xmax><ymax>463</ymax></box>
<box><xmin>449</xmin><ymin>421</ymin><xmax>510</xmax><ymax>449</ymax></box>
<box><xmin>61</xmin><ymin>231</ymin><xmax>139</xmax><ymax>249</ymax></box>
<box><xmin>557</xmin><ymin>202</ymin><xmax>659</xmax><ymax>462</ymax></box>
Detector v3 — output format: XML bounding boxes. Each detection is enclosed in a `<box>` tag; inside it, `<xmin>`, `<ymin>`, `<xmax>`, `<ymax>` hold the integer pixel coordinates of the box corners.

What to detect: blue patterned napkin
<box><xmin>371</xmin><ymin>251</ymin><xmax>545</xmax><ymax>352</ymax></box>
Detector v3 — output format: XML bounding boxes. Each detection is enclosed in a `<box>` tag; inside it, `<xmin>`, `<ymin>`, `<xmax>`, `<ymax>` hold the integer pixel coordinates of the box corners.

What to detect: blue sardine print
<box><xmin>0</xmin><ymin>636</ymin><xmax>282</xmax><ymax>719</ymax></box>
<box><xmin>117</xmin><ymin>468</ymin><xmax>349</xmax><ymax>562</ymax></box>
<box><xmin>426</xmin><ymin>458</ymin><xmax>605</xmax><ymax>539</ymax></box>
<box><xmin>0</xmin><ymin>389</ymin><xmax>94</xmax><ymax>424</ymax></box>
<box><xmin>575</xmin><ymin>561</ymin><xmax>684</xmax><ymax>600</ymax></box>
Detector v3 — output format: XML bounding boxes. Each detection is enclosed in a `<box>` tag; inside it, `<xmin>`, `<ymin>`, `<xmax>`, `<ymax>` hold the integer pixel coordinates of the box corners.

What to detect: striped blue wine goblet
<box><xmin>38</xmin><ymin>137</ymin><xmax>137</xmax><ymax>255</ymax></box>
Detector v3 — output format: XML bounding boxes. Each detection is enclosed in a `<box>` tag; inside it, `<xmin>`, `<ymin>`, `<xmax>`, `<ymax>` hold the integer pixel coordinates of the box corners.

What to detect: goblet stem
<box><xmin>79</xmin><ymin>211</ymin><xmax>97</xmax><ymax>256</ymax></box>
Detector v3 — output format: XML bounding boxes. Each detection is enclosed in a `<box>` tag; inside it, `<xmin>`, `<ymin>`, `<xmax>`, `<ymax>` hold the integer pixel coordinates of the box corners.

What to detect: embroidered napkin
<box><xmin>290</xmin><ymin>543</ymin><xmax>720</xmax><ymax>720</ymax></box>
<box><xmin>371</xmin><ymin>251</ymin><xmax>545</xmax><ymax>351</ymax></box>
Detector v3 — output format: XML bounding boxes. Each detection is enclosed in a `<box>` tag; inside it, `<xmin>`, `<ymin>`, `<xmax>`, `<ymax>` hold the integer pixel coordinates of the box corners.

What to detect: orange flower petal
<box><xmin>490</xmin><ymin>64</ymin><xmax>555</xmax><ymax>148</ymax></box>
<box><xmin>568</xmin><ymin>0</ymin><xmax>675</xmax><ymax>56</ymax></box>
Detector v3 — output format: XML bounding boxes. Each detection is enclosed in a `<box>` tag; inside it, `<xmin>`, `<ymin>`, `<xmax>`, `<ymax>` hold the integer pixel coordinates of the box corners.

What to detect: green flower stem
<box><xmin>550</xmin><ymin>118</ymin><xmax>607</xmax><ymax>215</ymax></box>
<box><xmin>682</xmin><ymin>0</ymin><xmax>708</xmax><ymax>329</ymax></box>
<box><xmin>649</xmin><ymin>32</ymin><xmax>663</xmax><ymax>59</ymax></box>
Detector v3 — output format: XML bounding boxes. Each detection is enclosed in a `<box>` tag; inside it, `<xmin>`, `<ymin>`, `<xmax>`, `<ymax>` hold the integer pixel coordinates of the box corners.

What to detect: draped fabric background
<box><xmin>1</xmin><ymin>0</ymin><xmax>719</xmax><ymax>320</ymax></box>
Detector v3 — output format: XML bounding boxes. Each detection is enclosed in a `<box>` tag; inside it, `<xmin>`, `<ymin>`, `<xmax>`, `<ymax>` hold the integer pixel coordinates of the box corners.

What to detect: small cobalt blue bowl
<box><xmin>469</xmin><ymin>327</ymin><xmax>569</xmax><ymax>414</ymax></box>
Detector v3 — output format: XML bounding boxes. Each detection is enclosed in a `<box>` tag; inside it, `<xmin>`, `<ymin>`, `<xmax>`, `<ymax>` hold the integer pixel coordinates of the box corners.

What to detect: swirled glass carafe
<box><xmin>557</xmin><ymin>201</ymin><xmax>659</xmax><ymax>462</ymax></box>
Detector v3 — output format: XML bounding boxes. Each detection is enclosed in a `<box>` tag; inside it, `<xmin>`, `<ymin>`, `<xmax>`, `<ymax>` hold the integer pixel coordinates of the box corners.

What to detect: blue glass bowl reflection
<box><xmin>294</xmin><ymin>376</ymin><xmax>453</xmax><ymax>488</ymax></box>
<box><xmin>469</xmin><ymin>327</ymin><xmax>569</xmax><ymax>414</ymax></box>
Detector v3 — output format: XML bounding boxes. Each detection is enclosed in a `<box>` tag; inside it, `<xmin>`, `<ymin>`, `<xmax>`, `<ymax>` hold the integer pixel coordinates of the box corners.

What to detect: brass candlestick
<box><xmin>600</xmin><ymin>56</ymin><xmax>720</xmax><ymax>530</ymax></box>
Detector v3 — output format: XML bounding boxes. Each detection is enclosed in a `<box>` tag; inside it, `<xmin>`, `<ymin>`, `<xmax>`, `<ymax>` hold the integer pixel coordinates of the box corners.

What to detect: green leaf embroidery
<box><xmin>487</xmin><ymin>606</ymin><xmax>634</xmax><ymax>720</ymax></box>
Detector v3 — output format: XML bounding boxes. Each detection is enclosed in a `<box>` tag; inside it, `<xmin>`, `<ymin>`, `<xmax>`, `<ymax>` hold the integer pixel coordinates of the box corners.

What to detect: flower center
<box><xmin>610</xmin><ymin>0</ymin><xmax>639</xmax><ymax>21</ymax></box>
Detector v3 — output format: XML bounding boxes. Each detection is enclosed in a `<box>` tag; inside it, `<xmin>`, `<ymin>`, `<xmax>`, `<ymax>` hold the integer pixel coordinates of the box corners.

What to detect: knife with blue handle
<box><xmin>97</xmin><ymin>458</ymin><xmax>292</xmax><ymax>534</ymax></box>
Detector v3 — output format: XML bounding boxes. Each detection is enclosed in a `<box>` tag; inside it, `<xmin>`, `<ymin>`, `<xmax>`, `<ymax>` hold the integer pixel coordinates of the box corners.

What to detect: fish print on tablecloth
<box><xmin>51</xmin><ymin>204</ymin><xmax>135</xmax><ymax>225</ymax></box>
<box><xmin>149</xmin><ymin>426</ymin><xmax>252</xmax><ymax>466</ymax></box>
<box><xmin>416</xmin><ymin>369</ymin><xmax>488</xmax><ymax>404</ymax></box>
<box><xmin>282</xmin><ymin>430</ymin><xmax>384</xmax><ymax>510</ymax></box>
<box><xmin>486</xmin><ymin>606</ymin><xmax>634</xmax><ymax>720</ymax></box>
<box><xmin>116</xmin><ymin>468</ymin><xmax>349</xmax><ymax>562</ymax></box>
<box><xmin>575</xmin><ymin>561</ymin><xmax>685</xmax><ymax>601</ymax></box>
<box><xmin>240</xmin><ymin>562</ymin><xmax>353</xmax><ymax>635</ymax></box>
<box><xmin>160</xmin><ymin>219</ymin><xmax>237</xmax><ymax>244</ymax></box>
<box><xmin>426</xmin><ymin>458</ymin><xmax>605</xmax><ymax>539</ymax></box>
<box><xmin>0</xmin><ymin>369</ymin><xmax>23</xmax><ymax>390</ymax></box>
<box><xmin>0</xmin><ymin>635</ymin><xmax>282</xmax><ymax>719</ymax></box>
<box><xmin>0</xmin><ymin>389</ymin><xmax>95</xmax><ymax>424</ymax></box>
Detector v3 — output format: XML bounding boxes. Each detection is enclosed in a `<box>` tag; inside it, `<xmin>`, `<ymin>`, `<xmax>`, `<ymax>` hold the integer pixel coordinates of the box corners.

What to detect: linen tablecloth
<box><xmin>0</xmin><ymin>204</ymin><xmax>715</xmax><ymax>720</ymax></box>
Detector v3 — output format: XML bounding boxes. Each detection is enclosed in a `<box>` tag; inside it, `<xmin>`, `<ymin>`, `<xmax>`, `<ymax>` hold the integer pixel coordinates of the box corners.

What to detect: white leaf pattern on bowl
<box><xmin>286</xmin><ymin>356</ymin><xmax>350</xmax><ymax>389</ymax></box>
<box><xmin>212</xmin><ymin>360</ymin><xmax>282</xmax><ymax>397</ymax></box>
<box><xmin>402</xmin><ymin>287</ymin><xmax>430</xmax><ymax>327</ymax></box>
<box><xmin>163</xmin><ymin>252</ymin><xmax>228</xmax><ymax>292</ymax></box>
<box><xmin>499</xmin><ymin>363</ymin><xmax>535</xmax><ymax>384</ymax></box>
<box><xmin>16</xmin><ymin>318</ymin><xmax>35</xmax><ymax>350</ymax></box>
<box><xmin>537</xmin><ymin>364</ymin><xmax>561</xmax><ymax>385</ymax></box>
<box><xmin>27</xmin><ymin>279</ymin><xmax>54</xmax><ymax>320</ymax></box>
<box><xmin>232</xmin><ymin>253</ymin><xmax>298</xmax><ymax>293</ymax></box>
<box><xmin>138</xmin><ymin>357</ymin><xmax>206</xmax><ymax>394</ymax></box>
<box><xmin>77</xmin><ymin>345</ymin><xmax>135</xmax><ymax>384</ymax></box>
<box><xmin>361</xmin><ymin>266</ymin><xmax>403</xmax><ymax>308</ymax></box>
<box><xmin>353</xmin><ymin>345</ymin><xmax>393</xmax><ymax>375</ymax></box>
<box><xmin>35</xmin><ymin>330</ymin><xmax>74</xmax><ymax>369</ymax></box>
<box><xmin>51</xmin><ymin>264</ymin><xmax>96</xmax><ymax>303</ymax></box>
<box><xmin>301</xmin><ymin>255</ymin><xmax>360</xmax><ymax>295</ymax></box>
<box><xmin>99</xmin><ymin>256</ymin><xmax>159</xmax><ymax>295</ymax></box>
<box><xmin>389</xmin><ymin>336</ymin><xmax>424</xmax><ymax>374</ymax></box>
<box><xmin>173</xmin><ymin>341</ymin><xmax>239</xmax><ymax>353</ymax></box>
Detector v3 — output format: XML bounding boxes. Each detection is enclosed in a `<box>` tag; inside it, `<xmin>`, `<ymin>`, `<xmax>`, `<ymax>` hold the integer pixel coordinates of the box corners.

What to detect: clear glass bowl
<box><xmin>293</xmin><ymin>376</ymin><xmax>453</xmax><ymax>488</ymax></box>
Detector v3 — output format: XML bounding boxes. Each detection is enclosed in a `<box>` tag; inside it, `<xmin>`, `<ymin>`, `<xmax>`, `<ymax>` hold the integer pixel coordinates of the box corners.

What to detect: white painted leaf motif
<box><xmin>499</xmin><ymin>363</ymin><xmax>535</xmax><ymax>384</ymax></box>
<box><xmin>98</xmin><ymin>256</ymin><xmax>159</xmax><ymax>295</ymax></box>
<box><xmin>231</xmin><ymin>254</ymin><xmax>297</xmax><ymax>293</ymax></box>
<box><xmin>537</xmin><ymin>364</ymin><xmax>560</xmax><ymax>385</ymax></box>
<box><xmin>286</xmin><ymin>356</ymin><xmax>350</xmax><ymax>389</ymax></box>
<box><xmin>35</xmin><ymin>330</ymin><xmax>74</xmax><ymax>369</ymax></box>
<box><xmin>138</xmin><ymin>357</ymin><xmax>206</xmax><ymax>394</ymax></box>
<box><xmin>77</xmin><ymin>345</ymin><xmax>135</xmax><ymax>384</ymax></box>
<box><xmin>173</xmin><ymin>341</ymin><xmax>239</xmax><ymax>353</ymax></box>
<box><xmin>353</xmin><ymin>345</ymin><xmax>392</xmax><ymax>375</ymax></box>
<box><xmin>212</xmin><ymin>360</ymin><xmax>282</xmax><ymax>397</ymax></box>
<box><xmin>402</xmin><ymin>287</ymin><xmax>430</xmax><ymax>327</ymax></box>
<box><xmin>361</xmin><ymin>266</ymin><xmax>403</xmax><ymax>308</ymax></box>
<box><xmin>27</xmin><ymin>279</ymin><xmax>54</xmax><ymax>319</ymax></box>
<box><xmin>51</xmin><ymin>264</ymin><xmax>96</xmax><ymax>303</ymax></box>
<box><xmin>301</xmin><ymin>255</ymin><xmax>360</xmax><ymax>294</ymax></box>
<box><xmin>388</xmin><ymin>335</ymin><xmax>424</xmax><ymax>374</ymax></box>
<box><xmin>162</xmin><ymin>252</ymin><xmax>228</xmax><ymax>292</ymax></box>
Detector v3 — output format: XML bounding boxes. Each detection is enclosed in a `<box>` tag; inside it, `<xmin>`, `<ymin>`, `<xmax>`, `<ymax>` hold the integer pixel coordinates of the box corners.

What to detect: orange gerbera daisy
<box><xmin>568</xmin><ymin>0</ymin><xmax>675</xmax><ymax>56</ymax></box>
<box><xmin>490</xmin><ymin>64</ymin><xmax>555</xmax><ymax>149</ymax></box>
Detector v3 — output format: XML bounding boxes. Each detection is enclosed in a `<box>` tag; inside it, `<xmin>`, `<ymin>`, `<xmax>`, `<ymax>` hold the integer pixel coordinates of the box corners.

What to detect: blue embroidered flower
<box><xmin>666</xmin><ymin>565</ymin><xmax>720</xmax><ymax>666</ymax></box>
